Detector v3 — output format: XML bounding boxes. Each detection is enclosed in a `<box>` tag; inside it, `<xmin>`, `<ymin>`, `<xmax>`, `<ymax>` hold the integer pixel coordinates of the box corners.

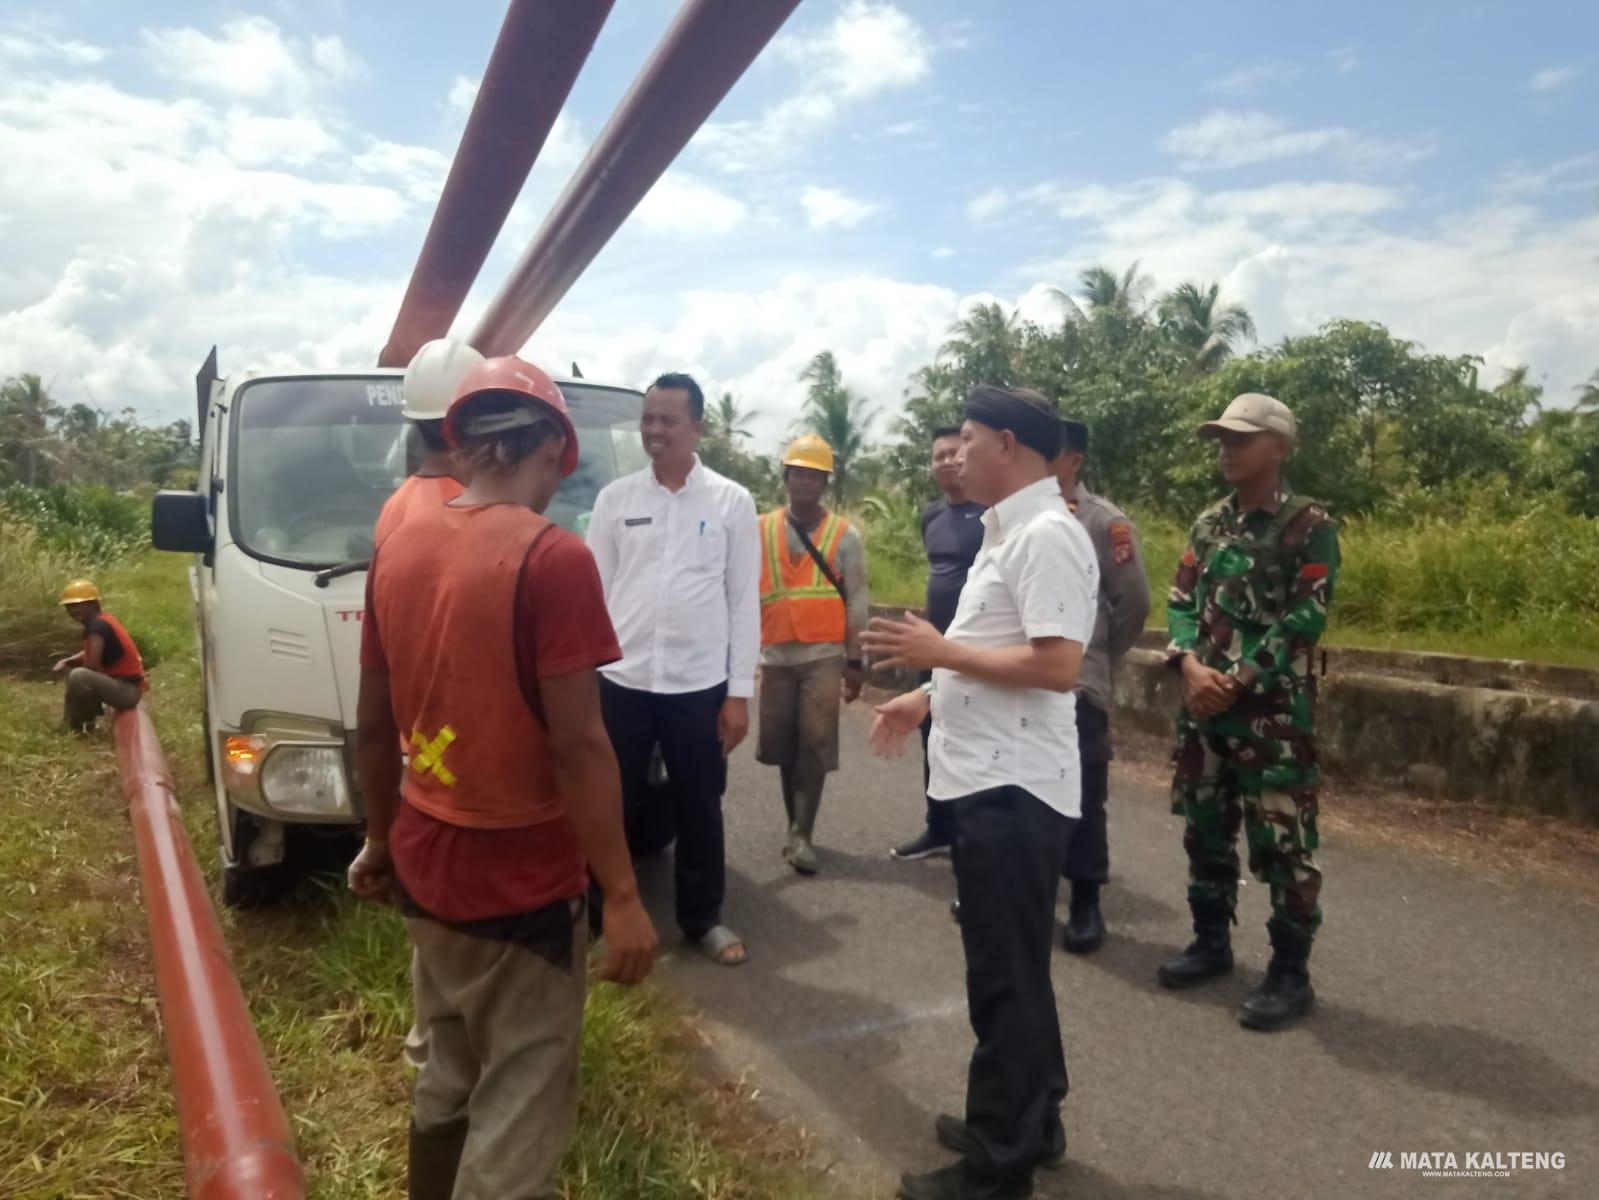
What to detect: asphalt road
<box><xmin>638</xmin><ymin>704</ymin><xmax>1598</xmax><ymax>1200</ymax></box>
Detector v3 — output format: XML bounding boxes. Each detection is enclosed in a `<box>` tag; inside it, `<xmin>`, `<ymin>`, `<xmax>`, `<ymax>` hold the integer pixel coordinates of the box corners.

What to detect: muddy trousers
<box><xmin>407</xmin><ymin>903</ymin><xmax>587</xmax><ymax>1200</ymax></box>
<box><xmin>1171</xmin><ymin>724</ymin><xmax>1323</xmax><ymax>938</ymax></box>
<box><xmin>63</xmin><ymin>667</ymin><xmax>140</xmax><ymax>731</ymax></box>
<box><xmin>950</xmin><ymin>785</ymin><xmax>1075</xmax><ymax>1184</ymax></box>
<box><xmin>756</xmin><ymin>656</ymin><xmax>843</xmax><ymax>841</ymax></box>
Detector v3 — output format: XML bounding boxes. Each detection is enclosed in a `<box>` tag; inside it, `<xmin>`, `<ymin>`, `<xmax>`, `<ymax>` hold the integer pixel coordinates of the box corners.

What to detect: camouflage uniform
<box><xmin>1166</xmin><ymin>487</ymin><xmax>1340</xmax><ymax>941</ymax></box>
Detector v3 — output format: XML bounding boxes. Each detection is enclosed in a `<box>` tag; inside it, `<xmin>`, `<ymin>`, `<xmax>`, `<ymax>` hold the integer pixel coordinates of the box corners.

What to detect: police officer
<box><xmin>1051</xmin><ymin>420</ymin><xmax>1150</xmax><ymax>954</ymax></box>
<box><xmin>1158</xmin><ymin>393</ymin><xmax>1340</xmax><ymax>1032</ymax></box>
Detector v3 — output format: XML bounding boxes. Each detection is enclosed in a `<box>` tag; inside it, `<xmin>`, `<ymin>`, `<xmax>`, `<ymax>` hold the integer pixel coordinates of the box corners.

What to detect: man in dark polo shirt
<box><xmin>892</xmin><ymin>426</ymin><xmax>986</xmax><ymax>861</ymax></box>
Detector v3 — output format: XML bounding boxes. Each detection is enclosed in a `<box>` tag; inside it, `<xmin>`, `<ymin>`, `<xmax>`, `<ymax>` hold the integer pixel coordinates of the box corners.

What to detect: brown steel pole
<box><xmin>471</xmin><ymin>0</ymin><xmax>805</xmax><ymax>356</ymax></box>
<box><xmin>378</xmin><ymin>0</ymin><xmax>616</xmax><ymax>368</ymax></box>
<box><xmin>116</xmin><ymin>709</ymin><xmax>304</xmax><ymax>1199</ymax></box>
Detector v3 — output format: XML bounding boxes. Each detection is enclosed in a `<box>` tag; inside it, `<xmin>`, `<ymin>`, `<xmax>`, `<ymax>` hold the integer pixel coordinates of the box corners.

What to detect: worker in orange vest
<box><xmin>350</xmin><ymin>355</ymin><xmax>657</xmax><ymax>1199</ymax></box>
<box><xmin>374</xmin><ymin>338</ymin><xmax>483</xmax><ymax>547</ymax></box>
<box><xmin>52</xmin><ymin>578</ymin><xmax>146</xmax><ymax>732</ymax></box>
<box><xmin>756</xmin><ymin>434</ymin><xmax>869</xmax><ymax>874</ymax></box>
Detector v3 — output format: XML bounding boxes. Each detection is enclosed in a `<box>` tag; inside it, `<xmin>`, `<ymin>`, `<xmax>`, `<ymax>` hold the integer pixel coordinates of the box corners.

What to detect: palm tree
<box><xmin>798</xmin><ymin>351</ymin><xmax>876</xmax><ymax>507</ymax></box>
<box><xmin>939</xmin><ymin>302</ymin><xmax>1021</xmax><ymax>386</ymax></box>
<box><xmin>1158</xmin><ymin>281</ymin><xmax>1257</xmax><ymax>372</ymax></box>
<box><xmin>1575</xmin><ymin>368</ymin><xmax>1599</xmax><ymax>413</ymax></box>
<box><xmin>705</xmin><ymin>391</ymin><xmax>756</xmax><ymax>441</ymax></box>
<box><xmin>0</xmin><ymin>373</ymin><xmax>63</xmax><ymax>485</ymax></box>
<box><xmin>1076</xmin><ymin>261</ymin><xmax>1151</xmax><ymax>315</ymax></box>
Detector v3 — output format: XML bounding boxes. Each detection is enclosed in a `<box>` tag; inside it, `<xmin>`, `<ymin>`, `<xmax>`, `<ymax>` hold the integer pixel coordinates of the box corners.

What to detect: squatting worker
<box><xmin>890</xmin><ymin>425</ymin><xmax>986</xmax><ymax>862</ymax></box>
<box><xmin>52</xmin><ymin>579</ymin><xmax>146</xmax><ymax>732</ymax></box>
<box><xmin>586</xmin><ymin>372</ymin><xmax>760</xmax><ymax>967</ymax></box>
<box><xmin>350</xmin><ymin>355</ymin><xmax>658</xmax><ymax>1200</ymax></box>
<box><xmin>373</xmin><ymin>337</ymin><xmax>483</xmax><ymax>545</ymax></box>
<box><xmin>1052</xmin><ymin>419</ymin><xmax>1150</xmax><ymax>954</ymax></box>
<box><xmin>756</xmin><ymin>434</ymin><xmax>869</xmax><ymax>875</ymax></box>
<box><xmin>863</xmin><ymin>385</ymin><xmax>1098</xmax><ymax>1200</ymax></box>
<box><xmin>1159</xmin><ymin>391</ymin><xmax>1339</xmax><ymax>1033</ymax></box>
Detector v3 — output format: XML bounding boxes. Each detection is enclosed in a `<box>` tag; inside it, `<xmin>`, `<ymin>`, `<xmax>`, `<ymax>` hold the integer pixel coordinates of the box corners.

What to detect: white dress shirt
<box><xmin>926</xmin><ymin>475</ymin><xmax>1099</xmax><ymax>818</ymax></box>
<box><xmin>587</xmin><ymin>455</ymin><xmax>760</xmax><ymax>698</ymax></box>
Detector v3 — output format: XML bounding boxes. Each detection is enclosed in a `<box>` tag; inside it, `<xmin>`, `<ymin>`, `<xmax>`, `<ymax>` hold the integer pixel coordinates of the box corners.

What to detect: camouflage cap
<box><xmin>1198</xmin><ymin>392</ymin><xmax>1296</xmax><ymax>440</ymax></box>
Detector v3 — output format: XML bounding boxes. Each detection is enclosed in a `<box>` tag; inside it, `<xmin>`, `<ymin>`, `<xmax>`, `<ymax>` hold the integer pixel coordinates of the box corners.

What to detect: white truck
<box><xmin>152</xmin><ymin>351</ymin><xmax>645</xmax><ymax>905</ymax></box>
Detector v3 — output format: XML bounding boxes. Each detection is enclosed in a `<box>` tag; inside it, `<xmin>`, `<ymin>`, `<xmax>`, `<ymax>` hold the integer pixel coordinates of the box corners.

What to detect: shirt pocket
<box><xmin>692</xmin><ymin>520</ymin><xmax>727</xmax><ymax>573</ymax></box>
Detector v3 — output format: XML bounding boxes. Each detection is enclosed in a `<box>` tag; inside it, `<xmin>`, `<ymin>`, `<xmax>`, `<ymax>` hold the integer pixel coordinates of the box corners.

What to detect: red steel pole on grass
<box><xmin>378</xmin><ymin>0</ymin><xmax>617</xmax><ymax>368</ymax></box>
<box><xmin>470</xmin><ymin>0</ymin><xmax>805</xmax><ymax>355</ymax></box>
<box><xmin>115</xmin><ymin>708</ymin><xmax>304</xmax><ymax>1200</ymax></box>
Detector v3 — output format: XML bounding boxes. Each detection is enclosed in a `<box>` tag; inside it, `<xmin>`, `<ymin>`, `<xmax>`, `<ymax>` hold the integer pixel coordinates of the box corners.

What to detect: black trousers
<box><xmin>1063</xmin><ymin>697</ymin><xmax>1112</xmax><ymax>885</ymax></box>
<box><xmin>917</xmin><ymin>670</ymin><xmax>954</xmax><ymax>844</ymax></box>
<box><xmin>597</xmin><ymin>678</ymin><xmax>727</xmax><ymax>939</ymax></box>
<box><xmin>951</xmin><ymin>785</ymin><xmax>1075</xmax><ymax>1182</ymax></box>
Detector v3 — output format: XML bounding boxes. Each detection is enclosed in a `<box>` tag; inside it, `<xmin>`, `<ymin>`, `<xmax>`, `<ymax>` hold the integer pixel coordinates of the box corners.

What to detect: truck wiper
<box><xmin>313</xmin><ymin>559</ymin><xmax>371</xmax><ymax>588</ymax></box>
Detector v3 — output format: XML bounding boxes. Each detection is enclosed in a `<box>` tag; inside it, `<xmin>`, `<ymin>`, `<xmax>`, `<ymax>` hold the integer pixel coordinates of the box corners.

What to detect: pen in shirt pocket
<box><xmin>699</xmin><ymin>520</ymin><xmax>705</xmax><ymax>535</ymax></box>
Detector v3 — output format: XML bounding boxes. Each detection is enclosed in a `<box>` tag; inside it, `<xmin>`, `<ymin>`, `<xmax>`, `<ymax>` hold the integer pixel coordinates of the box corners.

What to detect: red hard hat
<box><xmin>443</xmin><ymin>355</ymin><xmax>579</xmax><ymax>477</ymax></box>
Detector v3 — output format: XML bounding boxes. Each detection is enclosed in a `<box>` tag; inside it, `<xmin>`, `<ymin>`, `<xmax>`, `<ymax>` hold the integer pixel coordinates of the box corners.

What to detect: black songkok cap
<box><xmin>963</xmin><ymin>385</ymin><xmax>1062</xmax><ymax>460</ymax></box>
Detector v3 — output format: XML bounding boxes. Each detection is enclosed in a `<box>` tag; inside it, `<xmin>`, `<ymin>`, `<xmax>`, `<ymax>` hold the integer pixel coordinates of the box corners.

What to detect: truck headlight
<box><xmin>259</xmin><ymin>744</ymin><xmax>350</xmax><ymax>816</ymax></box>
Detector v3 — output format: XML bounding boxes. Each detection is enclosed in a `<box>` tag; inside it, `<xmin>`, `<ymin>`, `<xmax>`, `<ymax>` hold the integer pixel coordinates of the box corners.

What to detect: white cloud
<box><xmin>1529</xmin><ymin>65</ymin><xmax>1579</xmax><ymax>93</ymax></box>
<box><xmin>931</xmin><ymin>246</ymin><xmax>957</xmax><ymax>259</ymax></box>
<box><xmin>225</xmin><ymin>111</ymin><xmax>341</xmax><ymax>168</ymax></box>
<box><xmin>801</xmin><ymin>185</ymin><xmax>877</xmax><ymax>230</ymax></box>
<box><xmin>0</xmin><ymin>29</ymin><xmax>106</xmax><ymax>64</ymax></box>
<box><xmin>882</xmin><ymin>118</ymin><xmax>928</xmax><ymax>137</ymax></box>
<box><xmin>966</xmin><ymin>187</ymin><xmax>1011</xmax><ymax>224</ymax></box>
<box><xmin>1496</xmin><ymin>153</ymin><xmax>1599</xmax><ymax>198</ymax></box>
<box><xmin>143</xmin><ymin>17</ymin><xmax>363</xmax><ymax>104</ymax></box>
<box><xmin>696</xmin><ymin>1</ymin><xmax>931</xmax><ymax>171</ymax></box>
<box><xmin>634</xmin><ymin>173</ymin><xmax>748</xmax><ymax>235</ymax></box>
<box><xmin>447</xmin><ymin>73</ymin><xmax>478</xmax><ymax>114</ymax></box>
<box><xmin>1328</xmin><ymin>47</ymin><xmax>1359</xmax><ymax>73</ymax></box>
<box><xmin>1210</xmin><ymin>60</ymin><xmax>1300</xmax><ymax>95</ymax></box>
<box><xmin>1015</xmin><ymin>176</ymin><xmax>1599</xmax><ymax>401</ymax></box>
<box><xmin>1162</xmin><ymin>109</ymin><xmax>1431</xmax><ymax>171</ymax></box>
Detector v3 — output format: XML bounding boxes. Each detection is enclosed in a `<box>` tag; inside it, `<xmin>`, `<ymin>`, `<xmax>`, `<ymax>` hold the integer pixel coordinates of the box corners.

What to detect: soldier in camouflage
<box><xmin>1157</xmin><ymin>392</ymin><xmax>1340</xmax><ymax>1032</ymax></box>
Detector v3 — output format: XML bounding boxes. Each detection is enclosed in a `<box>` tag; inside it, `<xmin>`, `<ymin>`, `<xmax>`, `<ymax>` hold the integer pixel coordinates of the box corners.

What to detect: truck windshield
<box><xmin>230</xmin><ymin>376</ymin><xmax>645</xmax><ymax>569</ymax></box>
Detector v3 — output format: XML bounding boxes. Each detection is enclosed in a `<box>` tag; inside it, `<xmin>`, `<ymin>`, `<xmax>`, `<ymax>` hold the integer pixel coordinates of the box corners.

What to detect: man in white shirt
<box><xmin>863</xmin><ymin>385</ymin><xmax>1098</xmax><ymax>1200</ymax></box>
<box><xmin>586</xmin><ymin>373</ymin><xmax>760</xmax><ymax>966</ymax></box>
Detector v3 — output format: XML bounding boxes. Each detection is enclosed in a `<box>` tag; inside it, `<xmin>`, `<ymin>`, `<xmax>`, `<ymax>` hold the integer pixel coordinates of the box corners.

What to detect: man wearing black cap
<box><xmin>1052</xmin><ymin>420</ymin><xmax>1150</xmax><ymax>953</ymax></box>
<box><xmin>863</xmin><ymin>385</ymin><xmax>1098</xmax><ymax>1200</ymax></box>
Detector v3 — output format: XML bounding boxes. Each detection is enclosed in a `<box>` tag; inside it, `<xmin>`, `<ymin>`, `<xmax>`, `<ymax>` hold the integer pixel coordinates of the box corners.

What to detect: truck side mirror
<box><xmin>152</xmin><ymin>490</ymin><xmax>212</xmax><ymax>554</ymax></box>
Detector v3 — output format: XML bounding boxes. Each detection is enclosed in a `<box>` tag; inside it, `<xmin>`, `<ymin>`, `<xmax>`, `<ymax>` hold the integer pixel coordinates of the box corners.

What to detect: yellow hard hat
<box><xmin>782</xmin><ymin>433</ymin><xmax>835</xmax><ymax>474</ymax></box>
<box><xmin>60</xmin><ymin>578</ymin><xmax>101</xmax><ymax>605</ymax></box>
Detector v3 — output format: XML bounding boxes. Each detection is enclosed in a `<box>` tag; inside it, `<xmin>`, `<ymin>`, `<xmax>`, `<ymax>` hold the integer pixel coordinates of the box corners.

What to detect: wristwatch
<box><xmin>847</xmin><ymin>658</ymin><xmax>865</xmax><ymax>669</ymax></box>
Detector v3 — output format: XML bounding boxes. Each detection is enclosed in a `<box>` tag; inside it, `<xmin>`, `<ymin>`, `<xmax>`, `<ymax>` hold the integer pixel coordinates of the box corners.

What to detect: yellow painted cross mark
<box><xmin>410</xmin><ymin>725</ymin><xmax>458</xmax><ymax>787</ymax></box>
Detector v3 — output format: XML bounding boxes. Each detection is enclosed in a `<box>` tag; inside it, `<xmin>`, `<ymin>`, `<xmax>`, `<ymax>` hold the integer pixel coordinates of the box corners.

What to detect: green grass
<box><xmin>0</xmin><ymin>552</ymin><xmax>821</xmax><ymax>1198</ymax></box>
<box><xmin>863</xmin><ymin>502</ymin><xmax>1599</xmax><ymax>669</ymax></box>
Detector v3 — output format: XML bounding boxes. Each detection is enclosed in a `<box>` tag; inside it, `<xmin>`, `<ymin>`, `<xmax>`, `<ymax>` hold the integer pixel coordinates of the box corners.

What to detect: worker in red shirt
<box><xmin>350</xmin><ymin>356</ymin><xmax>658</xmax><ymax>1199</ymax></box>
<box><xmin>52</xmin><ymin>578</ymin><xmax>146</xmax><ymax>732</ymax></box>
<box><xmin>374</xmin><ymin>337</ymin><xmax>483</xmax><ymax>546</ymax></box>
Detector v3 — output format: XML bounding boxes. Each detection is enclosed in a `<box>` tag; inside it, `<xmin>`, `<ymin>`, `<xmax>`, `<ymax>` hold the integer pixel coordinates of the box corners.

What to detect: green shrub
<box><xmin>0</xmin><ymin>482</ymin><xmax>146</xmax><ymax>563</ymax></box>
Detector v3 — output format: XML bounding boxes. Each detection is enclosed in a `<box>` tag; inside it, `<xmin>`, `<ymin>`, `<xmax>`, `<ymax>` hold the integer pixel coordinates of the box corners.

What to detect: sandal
<box><xmin>693</xmin><ymin>924</ymin><xmax>748</xmax><ymax>967</ymax></box>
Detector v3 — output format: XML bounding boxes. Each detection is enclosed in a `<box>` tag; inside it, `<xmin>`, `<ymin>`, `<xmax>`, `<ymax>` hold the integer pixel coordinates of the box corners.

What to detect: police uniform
<box><xmin>1061</xmin><ymin>482</ymin><xmax>1150</xmax><ymax>946</ymax></box>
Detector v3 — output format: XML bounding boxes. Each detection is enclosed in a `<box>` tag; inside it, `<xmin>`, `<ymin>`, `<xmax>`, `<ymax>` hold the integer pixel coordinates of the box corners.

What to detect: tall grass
<box><xmin>860</xmin><ymin>493</ymin><xmax>1599</xmax><ymax>668</ymax></box>
<box><xmin>0</xmin><ymin>485</ymin><xmax>158</xmax><ymax>675</ymax></box>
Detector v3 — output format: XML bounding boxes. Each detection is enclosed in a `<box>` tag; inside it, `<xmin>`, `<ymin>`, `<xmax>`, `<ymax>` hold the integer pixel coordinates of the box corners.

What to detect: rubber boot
<box><xmin>1157</xmin><ymin>896</ymin><xmax>1234</xmax><ymax>989</ymax></box>
<box><xmin>784</xmin><ymin>766</ymin><xmax>822</xmax><ymax>875</ymax></box>
<box><xmin>1238</xmin><ymin>921</ymin><xmax>1315</xmax><ymax>1031</ymax></box>
<box><xmin>1061</xmin><ymin>881</ymin><xmax>1105</xmax><ymax>955</ymax></box>
<box><xmin>408</xmin><ymin>1117</ymin><xmax>468</xmax><ymax>1200</ymax></box>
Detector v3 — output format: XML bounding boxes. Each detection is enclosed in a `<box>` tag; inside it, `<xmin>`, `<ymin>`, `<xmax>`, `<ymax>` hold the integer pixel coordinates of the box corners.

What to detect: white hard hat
<box><xmin>403</xmin><ymin>338</ymin><xmax>485</xmax><ymax>421</ymax></box>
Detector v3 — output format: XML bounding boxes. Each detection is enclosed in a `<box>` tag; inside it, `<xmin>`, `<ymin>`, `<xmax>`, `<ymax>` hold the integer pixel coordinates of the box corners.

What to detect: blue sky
<box><xmin>1</xmin><ymin>1</ymin><xmax>1595</xmax><ymax>451</ymax></box>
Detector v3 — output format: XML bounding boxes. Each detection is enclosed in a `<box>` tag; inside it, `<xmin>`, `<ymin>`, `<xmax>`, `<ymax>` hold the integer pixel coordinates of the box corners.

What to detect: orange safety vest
<box><xmin>374</xmin><ymin>473</ymin><xmax>463</xmax><ymax>547</ymax></box>
<box><xmin>371</xmin><ymin>501</ymin><xmax>567</xmax><ymax>831</ymax></box>
<box><xmin>89</xmin><ymin>613</ymin><xmax>148</xmax><ymax>690</ymax></box>
<box><xmin>759</xmin><ymin>508</ymin><xmax>849</xmax><ymax>647</ymax></box>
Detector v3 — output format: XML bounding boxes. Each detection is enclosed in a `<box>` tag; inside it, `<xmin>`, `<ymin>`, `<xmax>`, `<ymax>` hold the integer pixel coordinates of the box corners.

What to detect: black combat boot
<box><xmin>408</xmin><ymin>1118</ymin><xmax>469</xmax><ymax>1200</ymax></box>
<box><xmin>1238</xmin><ymin>921</ymin><xmax>1315</xmax><ymax>1031</ymax></box>
<box><xmin>1061</xmin><ymin>881</ymin><xmax>1105</xmax><ymax>955</ymax></box>
<box><xmin>1157</xmin><ymin>896</ymin><xmax>1234</xmax><ymax>989</ymax></box>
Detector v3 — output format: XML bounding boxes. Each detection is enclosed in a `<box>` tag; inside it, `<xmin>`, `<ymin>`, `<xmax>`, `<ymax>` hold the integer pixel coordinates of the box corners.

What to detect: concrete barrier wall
<box><xmin>1115</xmin><ymin>649</ymin><xmax>1599</xmax><ymax>824</ymax></box>
<box><xmin>866</xmin><ymin>605</ymin><xmax>1599</xmax><ymax>824</ymax></box>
